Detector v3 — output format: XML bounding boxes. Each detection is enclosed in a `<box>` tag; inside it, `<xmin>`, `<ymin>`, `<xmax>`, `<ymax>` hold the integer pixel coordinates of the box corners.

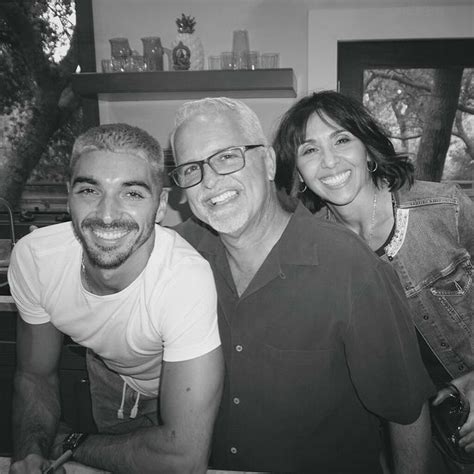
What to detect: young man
<box><xmin>170</xmin><ymin>98</ymin><xmax>435</xmax><ymax>473</ymax></box>
<box><xmin>8</xmin><ymin>123</ymin><xmax>223</xmax><ymax>474</ymax></box>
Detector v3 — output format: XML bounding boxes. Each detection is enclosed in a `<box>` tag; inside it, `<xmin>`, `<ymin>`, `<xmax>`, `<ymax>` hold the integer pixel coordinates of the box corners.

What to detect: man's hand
<box><xmin>432</xmin><ymin>370</ymin><xmax>474</xmax><ymax>452</ymax></box>
<box><xmin>8</xmin><ymin>453</ymin><xmax>65</xmax><ymax>474</ymax></box>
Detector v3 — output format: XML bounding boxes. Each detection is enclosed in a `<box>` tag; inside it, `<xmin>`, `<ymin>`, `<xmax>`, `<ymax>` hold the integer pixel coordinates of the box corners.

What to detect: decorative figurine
<box><xmin>172</xmin><ymin>41</ymin><xmax>191</xmax><ymax>71</ymax></box>
<box><xmin>171</xmin><ymin>13</ymin><xmax>204</xmax><ymax>70</ymax></box>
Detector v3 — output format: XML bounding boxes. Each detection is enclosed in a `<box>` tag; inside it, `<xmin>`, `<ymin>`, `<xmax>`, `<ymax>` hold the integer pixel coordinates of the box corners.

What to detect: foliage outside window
<box><xmin>338</xmin><ymin>39</ymin><xmax>474</xmax><ymax>199</ymax></box>
<box><xmin>0</xmin><ymin>0</ymin><xmax>83</xmax><ymax>215</ymax></box>
<box><xmin>363</xmin><ymin>68</ymin><xmax>473</xmax><ymax>183</ymax></box>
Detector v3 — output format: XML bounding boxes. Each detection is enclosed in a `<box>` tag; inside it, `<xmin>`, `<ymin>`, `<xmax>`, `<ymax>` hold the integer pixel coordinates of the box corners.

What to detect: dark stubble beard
<box><xmin>73</xmin><ymin>217</ymin><xmax>142</xmax><ymax>270</ymax></box>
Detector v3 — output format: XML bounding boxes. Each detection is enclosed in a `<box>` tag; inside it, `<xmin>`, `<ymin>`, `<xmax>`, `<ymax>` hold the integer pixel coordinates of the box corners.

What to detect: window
<box><xmin>338</xmin><ymin>39</ymin><xmax>474</xmax><ymax>199</ymax></box>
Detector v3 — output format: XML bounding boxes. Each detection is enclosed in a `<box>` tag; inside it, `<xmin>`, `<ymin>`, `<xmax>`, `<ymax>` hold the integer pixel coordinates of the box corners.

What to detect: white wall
<box><xmin>90</xmin><ymin>0</ymin><xmax>472</xmax><ymax>224</ymax></box>
<box><xmin>92</xmin><ymin>0</ymin><xmax>310</xmax><ymax>225</ymax></box>
<box><xmin>92</xmin><ymin>0</ymin><xmax>308</xmax><ymax>145</ymax></box>
<box><xmin>308</xmin><ymin>4</ymin><xmax>474</xmax><ymax>92</ymax></box>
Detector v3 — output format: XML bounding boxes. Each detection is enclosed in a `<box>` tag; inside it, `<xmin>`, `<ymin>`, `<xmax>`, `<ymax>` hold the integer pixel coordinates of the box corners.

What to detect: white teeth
<box><xmin>94</xmin><ymin>230</ymin><xmax>128</xmax><ymax>240</ymax></box>
<box><xmin>321</xmin><ymin>171</ymin><xmax>350</xmax><ymax>186</ymax></box>
<box><xmin>210</xmin><ymin>190</ymin><xmax>237</xmax><ymax>205</ymax></box>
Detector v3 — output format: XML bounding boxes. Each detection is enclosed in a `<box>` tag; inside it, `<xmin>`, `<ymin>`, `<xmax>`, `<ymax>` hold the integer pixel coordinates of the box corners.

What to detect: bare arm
<box><xmin>388</xmin><ymin>401</ymin><xmax>432</xmax><ymax>474</ymax></box>
<box><xmin>73</xmin><ymin>346</ymin><xmax>224</xmax><ymax>474</ymax></box>
<box><xmin>10</xmin><ymin>317</ymin><xmax>64</xmax><ymax>471</ymax></box>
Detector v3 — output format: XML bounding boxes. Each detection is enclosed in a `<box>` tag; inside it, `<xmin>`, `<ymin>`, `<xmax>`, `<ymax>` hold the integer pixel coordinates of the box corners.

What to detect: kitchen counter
<box><xmin>0</xmin><ymin>458</ymin><xmax>264</xmax><ymax>473</ymax></box>
<box><xmin>0</xmin><ymin>458</ymin><xmax>108</xmax><ymax>473</ymax></box>
<box><xmin>0</xmin><ymin>296</ymin><xmax>15</xmax><ymax>312</ymax></box>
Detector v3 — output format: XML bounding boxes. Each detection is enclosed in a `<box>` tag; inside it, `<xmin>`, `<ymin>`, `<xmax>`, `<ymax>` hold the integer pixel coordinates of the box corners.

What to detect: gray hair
<box><xmin>171</xmin><ymin>97</ymin><xmax>268</xmax><ymax>153</ymax></box>
<box><xmin>70</xmin><ymin>123</ymin><xmax>164</xmax><ymax>186</ymax></box>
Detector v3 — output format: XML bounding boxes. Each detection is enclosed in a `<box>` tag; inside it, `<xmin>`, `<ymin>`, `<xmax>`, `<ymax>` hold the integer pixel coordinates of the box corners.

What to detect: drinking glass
<box><xmin>208</xmin><ymin>55</ymin><xmax>221</xmax><ymax>70</ymax></box>
<box><xmin>245</xmin><ymin>51</ymin><xmax>260</xmax><ymax>70</ymax></box>
<box><xmin>261</xmin><ymin>53</ymin><xmax>280</xmax><ymax>69</ymax></box>
<box><xmin>232</xmin><ymin>30</ymin><xmax>250</xmax><ymax>69</ymax></box>
<box><xmin>221</xmin><ymin>51</ymin><xmax>237</xmax><ymax>70</ymax></box>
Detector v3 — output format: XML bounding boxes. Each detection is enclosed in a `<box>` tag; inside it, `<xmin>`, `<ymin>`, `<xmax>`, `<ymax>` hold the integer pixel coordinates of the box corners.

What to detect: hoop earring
<box><xmin>299</xmin><ymin>181</ymin><xmax>307</xmax><ymax>193</ymax></box>
<box><xmin>367</xmin><ymin>160</ymin><xmax>378</xmax><ymax>173</ymax></box>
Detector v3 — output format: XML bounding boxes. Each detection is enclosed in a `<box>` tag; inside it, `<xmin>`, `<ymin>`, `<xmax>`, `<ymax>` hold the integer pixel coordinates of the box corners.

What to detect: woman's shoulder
<box><xmin>397</xmin><ymin>180</ymin><xmax>460</xmax><ymax>203</ymax></box>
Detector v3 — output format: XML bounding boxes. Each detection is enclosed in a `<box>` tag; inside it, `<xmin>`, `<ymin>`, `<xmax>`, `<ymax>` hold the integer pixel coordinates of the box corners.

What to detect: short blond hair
<box><xmin>70</xmin><ymin>123</ymin><xmax>164</xmax><ymax>186</ymax></box>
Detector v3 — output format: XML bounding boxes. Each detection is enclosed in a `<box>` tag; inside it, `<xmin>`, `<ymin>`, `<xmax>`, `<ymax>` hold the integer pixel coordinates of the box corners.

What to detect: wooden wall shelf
<box><xmin>72</xmin><ymin>69</ymin><xmax>297</xmax><ymax>100</ymax></box>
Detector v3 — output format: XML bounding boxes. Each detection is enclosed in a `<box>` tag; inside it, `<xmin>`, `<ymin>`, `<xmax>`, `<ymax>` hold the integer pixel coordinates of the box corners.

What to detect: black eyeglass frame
<box><xmin>169</xmin><ymin>144</ymin><xmax>265</xmax><ymax>189</ymax></box>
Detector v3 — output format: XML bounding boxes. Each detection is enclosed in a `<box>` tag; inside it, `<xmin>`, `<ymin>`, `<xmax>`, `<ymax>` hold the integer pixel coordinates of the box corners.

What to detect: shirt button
<box><xmin>423</xmin><ymin>315</ymin><xmax>429</xmax><ymax>320</ymax></box>
<box><xmin>230</xmin><ymin>447</ymin><xmax>238</xmax><ymax>454</ymax></box>
<box><xmin>459</xmin><ymin>364</ymin><xmax>465</xmax><ymax>371</ymax></box>
<box><xmin>440</xmin><ymin>342</ymin><xmax>447</xmax><ymax>348</ymax></box>
<box><xmin>235</xmin><ymin>345</ymin><xmax>243</xmax><ymax>352</ymax></box>
<box><xmin>388</xmin><ymin>256</ymin><xmax>393</xmax><ymax>261</ymax></box>
<box><xmin>233</xmin><ymin>397</ymin><xmax>240</xmax><ymax>405</ymax></box>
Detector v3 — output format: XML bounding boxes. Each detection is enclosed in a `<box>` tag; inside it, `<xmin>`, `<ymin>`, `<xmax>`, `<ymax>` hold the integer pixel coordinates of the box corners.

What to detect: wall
<box><xmin>308</xmin><ymin>3</ymin><xmax>474</xmax><ymax>92</ymax></box>
<box><xmin>90</xmin><ymin>0</ymin><xmax>472</xmax><ymax>225</ymax></box>
<box><xmin>92</xmin><ymin>0</ymin><xmax>310</xmax><ymax>225</ymax></box>
<box><xmin>92</xmin><ymin>0</ymin><xmax>308</xmax><ymax>143</ymax></box>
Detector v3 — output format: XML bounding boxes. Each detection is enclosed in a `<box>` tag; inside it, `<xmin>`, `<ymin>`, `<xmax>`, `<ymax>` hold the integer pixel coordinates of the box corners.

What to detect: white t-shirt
<box><xmin>8</xmin><ymin>222</ymin><xmax>221</xmax><ymax>397</ymax></box>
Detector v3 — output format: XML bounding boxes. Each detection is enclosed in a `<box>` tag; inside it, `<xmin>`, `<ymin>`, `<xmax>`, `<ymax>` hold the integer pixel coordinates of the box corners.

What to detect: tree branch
<box><xmin>371</xmin><ymin>70</ymin><xmax>474</xmax><ymax>116</ymax></box>
<box><xmin>372</xmin><ymin>71</ymin><xmax>431</xmax><ymax>93</ymax></box>
<box><xmin>388</xmin><ymin>133</ymin><xmax>423</xmax><ymax>140</ymax></box>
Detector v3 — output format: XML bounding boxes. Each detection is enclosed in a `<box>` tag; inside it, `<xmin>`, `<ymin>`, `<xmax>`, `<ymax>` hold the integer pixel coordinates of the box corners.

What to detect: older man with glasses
<box><xmin>170</xmin><ymin>97</ymin><xmax>436</xmax><ymax>474</ymax></box>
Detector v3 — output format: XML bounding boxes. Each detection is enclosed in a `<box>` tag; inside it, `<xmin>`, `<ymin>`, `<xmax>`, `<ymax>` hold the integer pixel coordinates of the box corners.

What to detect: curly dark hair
<box><xmin>273</xmin><ymin>90</ymin><xmax>414</xmax><ymax>212</ymax></box>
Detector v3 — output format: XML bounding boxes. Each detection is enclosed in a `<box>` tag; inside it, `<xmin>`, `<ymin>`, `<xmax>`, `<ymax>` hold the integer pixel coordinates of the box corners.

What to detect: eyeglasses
<box><xmin>169</xmin><ymin>144</ymin><xmax>265</xmax><ymax>189</ymax></box>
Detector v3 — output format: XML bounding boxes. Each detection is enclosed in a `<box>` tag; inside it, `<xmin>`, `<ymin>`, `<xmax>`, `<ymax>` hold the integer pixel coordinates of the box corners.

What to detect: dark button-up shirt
<box><xmin>176</xmin><ymin>204</ymin><xmax>434</xmax><ymax>473</ymax></box>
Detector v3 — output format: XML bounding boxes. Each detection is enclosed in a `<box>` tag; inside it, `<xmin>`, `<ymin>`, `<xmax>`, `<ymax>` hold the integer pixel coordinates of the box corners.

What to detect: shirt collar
<box><xmin>195</xmin><ymin>202</ymin><xmax>319</xmax><ymax>267</ymax></box>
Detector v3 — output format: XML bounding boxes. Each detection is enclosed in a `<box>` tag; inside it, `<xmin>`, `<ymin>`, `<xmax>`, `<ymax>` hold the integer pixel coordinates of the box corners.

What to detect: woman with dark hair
<box><xmin>274</xmin><ymin>90</ymin><xmax>474</xmax><ymax>473</ymax></box>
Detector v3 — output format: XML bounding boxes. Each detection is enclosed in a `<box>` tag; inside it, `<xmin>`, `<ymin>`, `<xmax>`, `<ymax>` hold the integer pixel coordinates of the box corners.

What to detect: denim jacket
<box><xmin>386</xmin><ymin>180</ymin><xmax>474</xmax><ymax>381</ymax></box>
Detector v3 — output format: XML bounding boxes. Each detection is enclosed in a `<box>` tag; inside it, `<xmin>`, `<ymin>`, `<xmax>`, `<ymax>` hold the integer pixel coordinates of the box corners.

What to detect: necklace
<box><xmin>366</xmin><ymin>189</ymin><xmax>378</xmax><ymax>247</ymax></box>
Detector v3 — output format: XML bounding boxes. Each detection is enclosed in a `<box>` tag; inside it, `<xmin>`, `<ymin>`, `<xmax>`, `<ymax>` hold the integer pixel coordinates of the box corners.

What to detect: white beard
<box><xmin>193</xmin><ymin>204</ymin><xmax>248</xmax><ymax>235</ymax></box>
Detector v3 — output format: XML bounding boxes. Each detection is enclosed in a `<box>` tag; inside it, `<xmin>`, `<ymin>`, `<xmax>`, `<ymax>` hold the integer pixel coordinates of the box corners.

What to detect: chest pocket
<box><xmin>430</xmin><ymin>260</ymin><xmax>472</xmax><ymax>296</ymax></box>
<box><xmin>260</xmin><ymin>344</ymin><xmax>344</xmax><ymax>434</ymax></box>
<box><xmin>430</xmin><ymin>260</ymin><xmax>472</xmax><ymax>332</ymax></box>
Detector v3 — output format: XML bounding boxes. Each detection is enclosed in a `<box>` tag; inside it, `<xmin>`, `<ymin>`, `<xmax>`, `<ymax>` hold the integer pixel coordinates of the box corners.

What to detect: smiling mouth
<box><xmin>320</xmin><ymin>170</ymin><xmax>351</xmax><ymax>187</ymax></box>
<box><xmin>92</xmin><ymin>229</ymin><xmax>130</xmax><ymax>241</ymax></box>
<box><xmin>209</xmin><ymin>190</ymin><xmax>238</xmax><ymax>206</ymax></box>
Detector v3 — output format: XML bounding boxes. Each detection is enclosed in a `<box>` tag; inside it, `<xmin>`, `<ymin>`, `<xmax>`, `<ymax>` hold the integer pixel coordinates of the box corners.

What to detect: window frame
<box><xmin>337</xmin><ymin>38</ymin><xmax>474</xmax><ymax>198</ymax></box>
<box><xmin>337</xmin><ymin>38</ymin><xmax>474</xmax><ymax>99</ymax></box>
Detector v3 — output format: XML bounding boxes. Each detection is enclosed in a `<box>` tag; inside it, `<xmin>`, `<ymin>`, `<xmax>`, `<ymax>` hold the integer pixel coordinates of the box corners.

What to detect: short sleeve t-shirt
<box><xmin>8</xmin><ymin>222</ymin><xmax>221</xmax><ymax>397</ymax></box>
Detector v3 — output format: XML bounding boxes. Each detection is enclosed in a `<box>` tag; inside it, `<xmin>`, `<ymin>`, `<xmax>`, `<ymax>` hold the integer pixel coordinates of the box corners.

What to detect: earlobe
<box><xmin>155</xmin><ymin>189</ymin><xmax>169</xmax><ymax>223</ymax></box>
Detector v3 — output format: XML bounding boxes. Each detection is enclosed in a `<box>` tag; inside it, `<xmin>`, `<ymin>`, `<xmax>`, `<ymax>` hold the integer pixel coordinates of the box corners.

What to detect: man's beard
<box><xmin>205</xmin><ymin>211</ymin><xmax>247</xmax><ymax>235</ymax></box>
<box><xmin>73</xmin><ymin>217</ymin><xmax>141</xmax><ymax>270</ymax></box>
